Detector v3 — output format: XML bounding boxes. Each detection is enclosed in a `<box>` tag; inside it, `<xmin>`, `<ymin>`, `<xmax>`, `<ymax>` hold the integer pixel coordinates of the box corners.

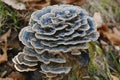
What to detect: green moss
<box><xmin>0</xmin><ymin>1</ymin><xmax>21</xmax><ymax>34</ymax></box>
<box><xmin>101</xmin><ymin>0</ymin><xmax>109</xmax><ymax>9</ymax></box>
<box><xmin>114</xmin><ymin>7</ymin><xmax>120</xmax><ymax>21</ymax></box>
<box><xmin>88</xmin><ymin>43</ymin><xmax>100</xmax><ymax>74</ymax></box>
<box><xmin>109</xmin><ymin>51</ymin><xmax>120</xmax><ymax>71</ymax></box>
<box><xmin>88</xmin><ymin>42</ymin><xmax>113</xmax><ymax>80</ymax></box>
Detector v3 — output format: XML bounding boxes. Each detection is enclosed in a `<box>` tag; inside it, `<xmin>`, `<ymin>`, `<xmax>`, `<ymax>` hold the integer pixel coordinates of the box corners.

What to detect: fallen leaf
<box><xmin>0</xmin><ymin>78</ymin><xmax>13</xmax><ymax>80</ymax></box>
<box><xmin>0</xmin><ymin>72</ymin><xmax>25</xmax><ymax>80</ymax></box>
<box><xmin>21</xmin><ymin>0</ymin><xmax>41</xmax><ymax>2</ymax></box>
<box><xmin>1</xmin><ymin>0</ymin><xmax>26</xmax><ymax>10</ymax></box>
<box><xmin>0</xmin><ymin>29</ymin><xmax>21</xmax><ymax>64</ymax></box>
<box><xmin>65</xmin><ymin>0</ymin><xmax>77</xmax><ymax>3</ymax></box>
<box><xmin>51</xmin><ymin>0</ymin><xmax>84</xmax><ymax>6</ymax></box>
<box><xmin>7</xmin><ymin>31</ymin><xmax>21</xmax><ymax>50</ymax></box>
<box><xmin>117</xmin><ymin>0</ymin><xmax>120</xmax><ymax>4</ymax></box>
<box><xmin>0</xmin><ymin>48</ymin><xmax>8</xmax><ymax>64</ymax></box>
<box><xmin>99</xmin><ymin>24</ymin><xmax>109</xmax><ymax>32</ymax></box>
<box><xmin>103</xmin><ymin>32</ymin><xmax>120</xmax><ymax>45</ymax></box>
<box><xmin>98</xmin><ymin>24</ymin><xmax>120</xmax><ymax>45</ymax></box>
<box><xmin>8</xmin><ymin>72</ymin><xmax>25</xmax><ymax>80</ymax></box>
<box><xmin>2</xmin><ymin>0</ymin><xmax>83</xmax><ymax>10</ymax></box>
<box><xmin>113</xmin><ymin>27</ymin><xmax>120</xmax><ymax>36</ymax></box>
<box><xmin>51</xmin><ymin>0</ymin><xmax>66</xmax><ymax>4</ymax></box>
<box><xmin>0</xmin><ymin>29</ymin><xmax>11</xmax><ymax>64</ymax></box>
<box><xmin>93</xmin><ymin>12</ymin><xmax>103</xmax><ymax>28</ymax></box>
<box><xmin>0</xmin><ymin>29</ymin><xmax>11</xmax><ymax>43</ymax></box>
<box><xmin>22</xmin><ymin>0</ymin><xmax>50</xmax><ymax>10</ymax></box>
<box><xmin>66</xmin><ymin>0</ymin><xmax>84</xmax><ymax>5</ymax></box>
<box><xmin>110</xmin><ymin>74</ymin><xmax>119</xmax><ymax>80</ymax></box>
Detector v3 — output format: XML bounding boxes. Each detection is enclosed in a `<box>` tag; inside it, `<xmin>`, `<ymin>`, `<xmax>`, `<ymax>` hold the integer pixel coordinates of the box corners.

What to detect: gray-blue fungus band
<box><xmin>12</xmin><ymin>4</ymin><xmax>99</xmax><ymax>79</ymax></box>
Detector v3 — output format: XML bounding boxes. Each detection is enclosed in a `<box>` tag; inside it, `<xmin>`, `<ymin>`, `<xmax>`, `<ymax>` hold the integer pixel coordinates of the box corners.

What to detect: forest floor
<box><xmin>0</xmin><ymin>0</ymin><xmax>120</xmax><ymax>80</ymax></box>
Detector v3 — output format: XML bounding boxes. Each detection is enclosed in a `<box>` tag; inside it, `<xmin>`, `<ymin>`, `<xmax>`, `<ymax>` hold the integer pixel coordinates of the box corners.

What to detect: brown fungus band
<box><xmin>12</xmin><ymin>5</ymin><xmax>99</xmax><ymax>79</ymax></box>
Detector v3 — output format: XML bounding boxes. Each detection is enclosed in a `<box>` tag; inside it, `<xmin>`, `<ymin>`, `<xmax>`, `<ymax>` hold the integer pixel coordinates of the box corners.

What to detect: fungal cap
<box><xmin>15</xmin><ymin>52</ymin><xmax>38</xmax><ymax>67</ymax></box>
<box><xmin>14</xmin><ymin>64</ymin><xmax>37</xmax><ymax>72</ymax></box>
<box><xmin>41</xmin><ymin>64</ymin><xmax>71</xmax><ymax>74</ymax></box>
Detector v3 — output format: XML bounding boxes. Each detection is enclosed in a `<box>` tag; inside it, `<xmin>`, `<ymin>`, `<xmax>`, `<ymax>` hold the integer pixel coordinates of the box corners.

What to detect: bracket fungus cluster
<box><xmin>12</xmin><ymin>5</ymin><xmax>99</xmax><ymax>79</ymax></box>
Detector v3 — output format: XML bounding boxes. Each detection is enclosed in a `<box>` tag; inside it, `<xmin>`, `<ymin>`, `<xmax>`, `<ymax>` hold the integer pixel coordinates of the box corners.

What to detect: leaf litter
<box><xmin>0</xmin><ymin>29</ymin><xmax>11</xmax><ymax>64</ymax></box>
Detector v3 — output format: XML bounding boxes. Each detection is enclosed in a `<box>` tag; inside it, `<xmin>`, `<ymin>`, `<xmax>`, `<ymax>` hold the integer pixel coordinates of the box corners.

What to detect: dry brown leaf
<box><xmin>21</xmin><ymin>0</ymin><xmax>41</xmax><ymax>2</ymax></box>
<box><xmin>8</xmin><ymin>72</ymin><xmax>25</xmax><ymax>80</ymax></box>
<box><xmin>1</xmin><ymin>0</ymin><xmax>26</xmax><ymax>10</ymax></box>
<box><xmin>113</xmin><ymin>27</ymin><xmax>120</xmax><ymax>36</ymax></box>
<box><xmin>110</xmin><ymin>75</ymin><xmax>119</xmax><ymax>80</ymax></box>
<box><xmin>0</xmin><ymin>29</ymin><xmax>11</xmax><ymax>64</ymax></box>
<box><xmin>93</xmin><ymin>12</ymin><xmax>103</xmax><ymax>28</ymax></box>
<box><xmin>2</xmin><ymin>0</ymin><xmax>83</xmax><ymax>10</ymax></box>
<box><xmin>50</xmin><ymin>0</ymin><xmax>66</xmax><ymax>4</ymax></box>
<box><xmin>98</xmin><ymin>24</ymin><xmax>120</xmax><ymax>45</ymax></box>
<box><xmin>1</xmin><ymin>0</ymin><xmax>51</xmax><ymax>10</ymax></box>
<box><xmin>0</xmin><ymin>72</ymin><xmax>25</xmax><ymax>80</ymax></box>
<box><xmin>117</xmin><ymin>0</ymin><xmax>120</xmax><ymax>4</ymax></box>
<box><xmin>0</xmin><ymin>29</ymin><xmax>21</xmax><ymax>64</ymax></box>
<box><xmin>0</xmin><ymin>29</ymin><xmax>11</xmax><ymax>43</ymax></box>
<box><xmin>66</xmin><ymin>0</ymin><xmax>77</xmax><ymax>3</ymax></box>
<box><xmin>7</xmin><ymin>31</ymin><xmax>21</xmax><ymax>50</ymax></box>
<box><xmin>0</xmin><ymin>78</ymin><xmax>13</xmax><ymax>80</ymax></box>
<box><xmin>51</xmin><ymin>0</ymin><xmax>83</xmax><ymax>6</ymax></box>
<box><xmin>0</xmin><ymin>48</ymin><xmax>7</xmax><ymax>64</ymax></box>
<box><xmin>0</xmin><ymin>29</ymin><xmax>20</xmax><ymax>49</ymax></box>
<box><xmin>103</xmin><ymin>32</ymin><xmax>120</xmax><ymax>45</ymax></box>
<box><xmin>97</xmin><ymin>24</ymin><xmax>109</xmax><ymax>32</ymax></box>
<box><xmin>23</xmin><ymin>0</ymin><xmax>50</xmax><ymax>10</ymax></box>
<box><xmin>66</xmin><ymin>0</ymin><xmax>84</xmax><ymax>5</ymax></box>
<box><xmin>0</xmin><ymin>29</ymin><xmax>20</xmax><ymax>64</ymax></box>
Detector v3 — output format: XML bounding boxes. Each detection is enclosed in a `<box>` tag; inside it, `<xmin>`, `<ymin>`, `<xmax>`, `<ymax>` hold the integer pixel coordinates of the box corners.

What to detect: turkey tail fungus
<box><xmin>12</xmin><ymin>5</ymin><xmax>99</xmax><ymax>80</ymax></box>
